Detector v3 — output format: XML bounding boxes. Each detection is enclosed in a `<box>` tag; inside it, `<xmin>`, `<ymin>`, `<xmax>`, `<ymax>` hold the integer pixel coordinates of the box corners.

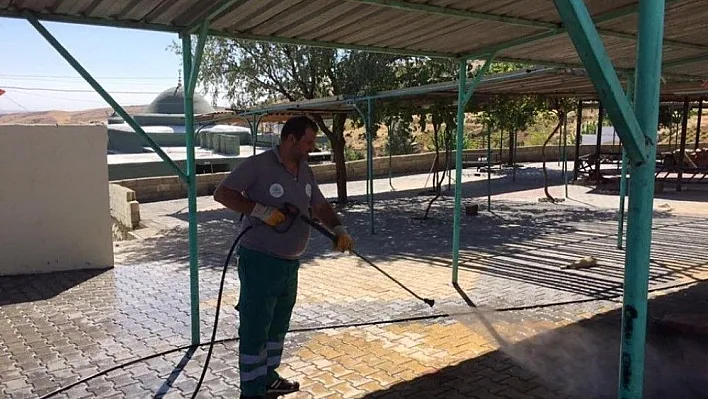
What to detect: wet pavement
<box><xmin>3</xmin><ymin>176</ymin><xmax>708</xmax><ymax>398</ymax></box>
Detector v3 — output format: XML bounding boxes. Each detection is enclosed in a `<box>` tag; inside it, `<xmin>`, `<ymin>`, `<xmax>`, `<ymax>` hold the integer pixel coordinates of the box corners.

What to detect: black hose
<box><xmin>42</xmin><ymin>204</ymin><xmax>699</xmax><ymax>399</ymax></box>
<box><xmin>37</xmin><ymin>313</ymin><xmax>450</xmax><ymax>399</ymax></box>
<box><xmin>36</xmin><ymin>275</ymin><xmax>704</xmax><ymax>399</ymax></box>
<box><xmin>191</xmin><ymin>225</ymin><xmax>252</xmax><ymax>399</ymax></box>
<box><xmin>193</xmin><ymin>210</ymin><xmax>300</xmax><ymax>398</ymax></box>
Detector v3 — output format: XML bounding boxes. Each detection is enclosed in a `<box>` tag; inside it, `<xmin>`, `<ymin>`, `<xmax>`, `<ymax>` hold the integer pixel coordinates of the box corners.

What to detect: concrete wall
<box><xmin>112</xmin><ymin>143</ymin><xmax>690</xmax><ymax>203</ymax></box>
<box><xmin>115</xmin><ymin>173</ymin><xmax>228</xmax><ymax>203</ymax></box>
<box><xmin>109</xmin><ymin>184</ymin><xmax>140</xmax><ymax>229</ymax></box>
<box><xmin>0</xmin><ymin>125</ymin><xmax>114</xmax><ymax>275</ymax></box>
<box><xmin>108</xmin><ymin>158</ymin><xmax>239</xmax><ymax>181</ymax></box>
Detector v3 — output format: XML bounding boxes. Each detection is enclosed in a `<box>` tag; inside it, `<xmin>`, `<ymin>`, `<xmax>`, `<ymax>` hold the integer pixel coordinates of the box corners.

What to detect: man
<box><xmin>214</xmin><ymin>115</ymin><xmax>354</xmax><ymax>399</ymax></box>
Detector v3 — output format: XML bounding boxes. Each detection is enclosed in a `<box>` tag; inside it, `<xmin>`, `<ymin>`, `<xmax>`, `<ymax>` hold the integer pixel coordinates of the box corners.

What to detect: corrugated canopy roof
<box><xmin>2</xmin><ymin>0</ymin><xmax>708</xmax><ymax>79</ymax></box>
<box><xmin>202</xmin><ymin>67</ymin><xmax>708</xmax><ymax>122</ymax></box>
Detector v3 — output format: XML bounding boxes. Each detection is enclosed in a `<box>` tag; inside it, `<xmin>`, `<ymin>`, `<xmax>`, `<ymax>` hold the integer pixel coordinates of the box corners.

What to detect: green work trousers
<box><xmin>237</xmin><ymin>246</ymin><xmax>299</xmax><ymax>397</ymax></box>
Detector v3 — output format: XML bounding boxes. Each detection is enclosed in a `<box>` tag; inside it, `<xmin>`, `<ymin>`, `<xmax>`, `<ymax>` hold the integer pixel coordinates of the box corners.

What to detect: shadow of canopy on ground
<box><xmin>360</xmin><ymin>166</ymin><xmax>570</xmax><ymax>203</ymax></box>
<box><xmin>360</xmin><ymin>280</ymin><xmax>708</xmax><ymax>399</ymax></box>
<box><xmin>112</xmin><ymin>191</ymin><xmax>708</xmax><ymax>308</ymax></box>
<box><xmin>584</xmin><ymin>180</ymin><xmax>708</xmax><ymax>204</ymax></box>
<box><xmin>116</xmin><ymin>188</ymin><xmax>626</xmax><ymax>270</ymax></box>
<box><xmin>0</xmin><ymin>269</ymin><xmax>109</xmax><ymax>306</ymax></box>
<box><xmin>367</xmin><ymin>199</ymin><xmax>706</xmax><ymax>303</ymax></box>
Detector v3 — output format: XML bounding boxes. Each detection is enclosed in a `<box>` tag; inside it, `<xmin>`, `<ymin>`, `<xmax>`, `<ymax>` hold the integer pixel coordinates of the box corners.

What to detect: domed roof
<box><xmin>144</xmin><ymin>85</ymin><xmax>215</xmax><ymax>115</ymax></box>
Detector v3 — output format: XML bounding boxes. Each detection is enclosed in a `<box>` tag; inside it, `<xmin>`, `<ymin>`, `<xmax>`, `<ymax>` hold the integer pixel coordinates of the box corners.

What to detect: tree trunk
<box><xmin>507</xmin><ymin>128</ymin><xmax>515</xmax><ymax>167</ymax></box>
<box><xmin>312</xmin><ymin>114</ymin><xmax>348</xmax><ymax>204</ymax></box>
<box><xmin>542</xmin><ymin>120</ymin><xmax>563</xmax><ymax>202</ymax></box>
<box><xmin>432</xmin><ymin>121</ymin><xmax>441</xmax><ymax>193</ymax></box>
<box><xmin>331</xmin><ymin>135</ymin><xmax>347</xmax><ymax>204</ymax></box>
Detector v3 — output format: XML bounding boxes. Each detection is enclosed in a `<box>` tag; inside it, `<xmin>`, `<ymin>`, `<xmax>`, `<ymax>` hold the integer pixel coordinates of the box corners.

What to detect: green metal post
<box><xmin>512</xmin><ymin>132</ymin><xmax>518</xmax><ymax>182</ymax></box>
<box><xmin>388</xmin><ymin>120</ymin><xmax>395</xmax><ymax>191</ymax></box>
<box><xmin>619</xmin><ymin>0</ymin><xmax>664</xmax><ymax>397</ymax></box>
<box><xmin>499</xmin><ymin>131</ymin><xmax>504</xmax><ymax>170</ymax></box>
<box><xmin>618</xmin><ymin>71</ymin><xmax>635</xmax><ymax>250</ymax></box>
<box><xmin>487</xmin><ymin>123</ymin><xmax>492</xmax><ymax>210</ymax></box>
<box><xmin>367</xmin><ymin>99</ymin><xmax>375</xmax><ymax>234</ymax></box>
<box><xmin>573</xmin><ymin>101</ymin><xmax>583</xmax><ymax>181</ymax></box>
<box><xmin>353</xmin><ymin>104</ymin><xmax>371</xmax><ymax>206</ymax></box>
<box><xmin>452</xmin><ymin>58</ymin><xmax>467</xmax><ymax>284</ymax></box>
<box><xmin>563</xmin><ymin>113</ymin><xmax>568</xmax><ymax>198</ymax></box>
<box><xmin>251</xmin><ymin>115</ymin><xmax>258</xmax><ymax>154</ymax></box>
<box><xmin>558</xmin><ymin>126</ymin><xmax>562</xmax><ymax>167</ymax></box>
<box><xmin>695</xmin><ymin>99</ymin><xmax>703</xmax><ymax>150</ymax></box>
<box><xmin>182</xmin><ymin>32</ymin><xmax>205</xmax><ymax>346</ymax></box>
<box><xmin>25</xmin><ymin>15</ymin><xmax>187</xmax><ymax>182</ymax></box>
<box><xmin>553</xmin><ymin>0</ymin><xmax>648</xmax><ymax>165</ymax></box>
<box><xmin>452</xmin><ymin>54</ymin><xmax>495</xmax><ymax>283</ymax></box>
<box><xmin>595</xmin><ymin>104</ymin><xmax>604</xmax><ymax>185</ymax></box>
<box><xmin>677</xmin><ymin>97</ymin><xmax>690</xmax><ymax>192</ymax></box>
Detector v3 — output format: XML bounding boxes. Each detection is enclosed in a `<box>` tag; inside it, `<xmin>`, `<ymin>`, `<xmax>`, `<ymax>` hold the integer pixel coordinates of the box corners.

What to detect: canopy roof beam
<box><xmin>459</xmin><ymin>0</ymin><xmax>688</xmax><ymax>60</ymax></box>
<box><xmin>343</xmin><ymin>0</ymin><xmax>559</xmax><ymax>29</ymax></box>
<box><xmin>23</xmin><ymin>12</ymin><xmax>188</xmax><ymax>182</ymax></box>
<box><xmin>554</xmin><ymin>0</ymin><xmax>649</xmax><ymax>165</ymax></box>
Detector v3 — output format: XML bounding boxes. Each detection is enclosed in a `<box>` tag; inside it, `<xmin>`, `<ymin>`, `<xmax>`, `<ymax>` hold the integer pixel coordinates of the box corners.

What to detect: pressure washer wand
<box><xmin>299</xmin><ymin>214</ymin><xmax>435</xmax><ymax>308</ymax></box>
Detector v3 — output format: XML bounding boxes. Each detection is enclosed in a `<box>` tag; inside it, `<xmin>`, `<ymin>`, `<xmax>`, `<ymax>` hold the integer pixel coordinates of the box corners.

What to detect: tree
<box><xmin>187</xmin><ymin>38</ymin><xmax>400</xmax><ymax>204</ymax></box>
<box><xmin>415</xmin><ymin>103</ymin><xmax>458</xmax><ymax>219</ymax></box>
<box><xmin>477</xmin><ymin>94</ymin><xmax>544</xmax><ymax>166</ymax></box>
<box><xmin>658</xmin><ymin>104</ymin><xmax>691</xmax><ymax>149</ymax></box>
<box><xmin>382</xmin><ymin>107</ymin><xmax>416</xmax><ymax>156</ymax></box>
<box><xmin>539</xmin><ymin>97</ymin><xmax>577</xmax><ymax>202</ymax></box>
<box><xmin>390</xmin><ymin>59</ymin><xmax>533</xmax><ymax>218</ymax></box>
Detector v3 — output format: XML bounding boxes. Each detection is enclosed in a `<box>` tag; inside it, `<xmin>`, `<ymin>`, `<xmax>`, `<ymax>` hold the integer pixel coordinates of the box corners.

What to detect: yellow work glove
<box><xmin>250</xmin><ymin>203</ymin><xmax>286</xmax><ymax>226</ymax></box>
<box><xmin>332</xmin><ymin>225</ymin><xmax>354</xmax><ymax>252</ymax></box>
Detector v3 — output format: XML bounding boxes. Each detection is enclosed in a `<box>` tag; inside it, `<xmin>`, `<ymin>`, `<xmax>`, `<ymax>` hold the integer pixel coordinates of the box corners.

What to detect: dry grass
<box><xmin>0</xmin><ymin>105</ymin><xmax>145</xmax><ymax>125</ymax></box>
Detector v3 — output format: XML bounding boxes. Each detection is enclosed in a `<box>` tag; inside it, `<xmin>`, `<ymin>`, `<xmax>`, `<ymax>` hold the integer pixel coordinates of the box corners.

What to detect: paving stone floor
<box><xmin>3</xmin><ymin>194</ymin><xmax>708</xmax><ymax>399</ymax></box>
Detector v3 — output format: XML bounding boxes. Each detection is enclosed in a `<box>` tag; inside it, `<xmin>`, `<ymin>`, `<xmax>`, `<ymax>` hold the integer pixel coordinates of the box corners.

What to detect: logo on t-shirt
<box><xmin>305</xmin><ymin>183</ymin><xmax>312</xmax><ymax>197</ymax></box>
<box><xmin>269</xmin><ymin>183</ymin><xmax>284</xmax><ymax>198</ymax></box>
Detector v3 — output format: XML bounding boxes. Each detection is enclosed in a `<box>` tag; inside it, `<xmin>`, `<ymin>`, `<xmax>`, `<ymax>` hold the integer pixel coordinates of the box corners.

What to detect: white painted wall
<box><xmin>0</xmin><ymin>125</ymin><xmax>114</xmax><ymax>275</ymax></box>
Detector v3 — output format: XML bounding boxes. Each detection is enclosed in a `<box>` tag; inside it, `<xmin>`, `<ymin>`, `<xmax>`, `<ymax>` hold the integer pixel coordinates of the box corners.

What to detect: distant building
<box><xmin>106</xmin><ymin>85</ymin><xmax>263</xmax><ymax>180</ymax></box>
<box><xmin>107</xmin><ymin>85</ymin><xmax>252</xmax><ymax>154</ymax></box>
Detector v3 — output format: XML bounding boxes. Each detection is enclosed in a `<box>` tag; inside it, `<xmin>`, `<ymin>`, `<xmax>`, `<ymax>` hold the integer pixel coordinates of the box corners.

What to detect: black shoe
<box><xmin>239</xmin><ymin>395</ymin><xmax>264</xmax><ymax>399</ymax></box>
<box><xmin>266</xmin><ymin>378</ymin><xmax>300</xmax><ymax>395</ymax></box>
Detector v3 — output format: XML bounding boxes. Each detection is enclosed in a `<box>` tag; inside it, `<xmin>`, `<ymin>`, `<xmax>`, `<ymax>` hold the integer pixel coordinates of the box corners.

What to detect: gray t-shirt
<box><xmin>218</xmin><ymin>147</ymin><xmax>328</xmax><ymax>259</ymax></box>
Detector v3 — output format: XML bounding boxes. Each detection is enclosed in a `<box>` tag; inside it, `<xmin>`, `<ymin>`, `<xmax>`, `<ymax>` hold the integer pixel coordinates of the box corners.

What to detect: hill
<box><xmin>0</xmin><ymin>106</ymin><xmax>145</xmax><ymax>125</ymax></box>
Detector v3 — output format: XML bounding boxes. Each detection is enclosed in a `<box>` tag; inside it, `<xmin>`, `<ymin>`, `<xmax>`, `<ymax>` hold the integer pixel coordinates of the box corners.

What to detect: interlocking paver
<box><xmin>3</xmin><ymin>174</ymin><xmax>708</xmax><ymax>399</ymax></box>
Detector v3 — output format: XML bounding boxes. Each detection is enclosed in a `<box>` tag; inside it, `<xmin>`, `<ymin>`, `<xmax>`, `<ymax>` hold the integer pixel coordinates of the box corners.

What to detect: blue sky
<box><xmin>0</xmin><ymin>17</ymin><xmax>218</xmax><ymax>113</ymax></box>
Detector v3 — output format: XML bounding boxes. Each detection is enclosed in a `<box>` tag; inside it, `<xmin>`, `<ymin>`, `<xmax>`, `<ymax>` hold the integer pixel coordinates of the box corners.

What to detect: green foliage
<box><xmin>477</xmin><ymin>94</ymin><xmax>544</xmax><ymax>141</ymax></box>
<box><xmin>487</xmin><ymin>61</ymin><xmax>529</xmax><ymax>75</ymax></box>
<box><xmin>381</xmin><ymin>60</ymin><xmax>530</xmax><ymax>152</ymax></box>
<box><xmin>657</xmin><ymin>104</ymin><xmax>696</xmax><ymax>144</ymax></box>
<box><xmin>384</xmin><ymin>119</ymin><xmax>417</xmax><ymax>156</ymax></box>
<box><xmin>192</xmin><ymin>38</ymin><xmax>400</xmax><ymax>108</ymax></box>
<box><xmin>416</xmin><ymin>103</ymin><xmax>457</xmax><ymax>154</ymax></box>
<box><xmin>345</xmin><ymin>146</ymin><xmax>366</xmax><ymax>161</ymax></box>
<box><xmin>454</xmin><ymin>130</ymin><xmax>476</xmax><ymax>150</ymax></box>
<box><xmin>658</xmin><ymin>105</ymin><xmax>684</xmax><ymax>131</ymax></box>
<box><xmin>582</xmin><ymin>121</ymin><xmax>598</xmax><ymax>135</ymax></box>
<box><xmin>180</xmin><ymin>37</ymin><xmax>404</xmax><ymax>202</ymax></box>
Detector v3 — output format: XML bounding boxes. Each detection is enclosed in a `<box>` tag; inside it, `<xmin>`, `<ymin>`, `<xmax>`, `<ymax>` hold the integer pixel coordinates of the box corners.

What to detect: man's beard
<box><xmin>292</xmin><ymin>149</ymin><xmax>308</xmax><ymax>162</ymax></box>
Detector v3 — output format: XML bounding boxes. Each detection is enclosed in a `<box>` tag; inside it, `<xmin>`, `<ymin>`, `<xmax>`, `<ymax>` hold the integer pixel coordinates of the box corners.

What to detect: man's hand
<box><xmin>332</xmin><ymin>225</ymin><xmax>354</xmax><ymax>252</ymax></box>
<box><xmin>250</xmin><ymin>203</ymin><xmax>286</xmax><ymax>226</ymax></box>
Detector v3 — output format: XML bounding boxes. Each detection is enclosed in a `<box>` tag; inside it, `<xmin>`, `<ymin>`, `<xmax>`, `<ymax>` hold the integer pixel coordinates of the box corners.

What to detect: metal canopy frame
<box><xmin>222</xmin><ymin>66</ymin><xmax>707</xmax><ymax>278</ymax></box>
<box><xmin>4</xmin><ymin>1</ymin><xmax>683</xmax><ymax>396</ymax></box>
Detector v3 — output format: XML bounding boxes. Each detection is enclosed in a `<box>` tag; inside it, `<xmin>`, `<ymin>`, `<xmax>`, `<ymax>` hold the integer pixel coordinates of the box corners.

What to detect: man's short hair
<box><xmin>281</xmin><ymin>115</ymin><xmax>318</xmax><ymax>141</ymax></box>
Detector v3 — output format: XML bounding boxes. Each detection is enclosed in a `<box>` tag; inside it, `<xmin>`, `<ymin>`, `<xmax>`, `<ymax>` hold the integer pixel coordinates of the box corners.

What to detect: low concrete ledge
<box><xmin>109</xmin><ymin>183</ymin><xmax>141</xmax><ymax>229</ymax></box>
